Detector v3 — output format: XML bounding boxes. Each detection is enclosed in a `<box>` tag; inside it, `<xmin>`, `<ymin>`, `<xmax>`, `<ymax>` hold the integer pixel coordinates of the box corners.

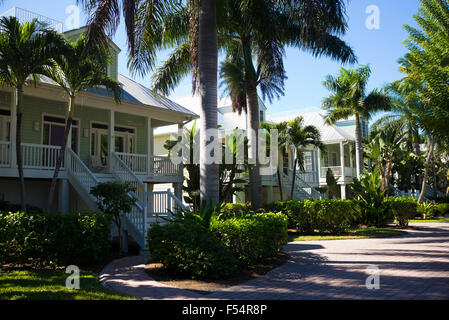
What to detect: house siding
<box><xmin>4</xmin><ymin>91</ymin><xmax>147</xmax><ymax>165</ymax></box>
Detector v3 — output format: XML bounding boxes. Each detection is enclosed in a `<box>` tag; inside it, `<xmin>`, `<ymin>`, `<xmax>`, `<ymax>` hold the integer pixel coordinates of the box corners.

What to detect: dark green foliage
<box><xmin>210</xmin><ymin>213</ymin><xmax>288</xmax><ymax>267</ymax></box>
<box><xmin>384</xmin><ymin>196</ymin><xmax>418</xmax><ymax>228</ymax></box>
<box><xmin>435</xmin><ymin>203</ymin><xmax>449</xmax><ymax>215</ymax></box>
<box><xmin>219</xmin><ymin>203</ymin><xmax>258</xmax><ymax>220</ymax></box>
<box><xmin>351</xmin><ymin>170</ymin><xmax>390</xmax><ymax>227</ymax></box>
<box><xmin>0</xmin><ymin>200</ymin><xmax>43</xmax><ymax>213</ymax></box>
<box><xmin>146</xmin><ymin>221</ymin><xmax>237</xmax><ymax>280</ymax></box>
<box><xmin>90</xmin><ymin>182</ymin><xmax>137</xmax><ymax>254</ymax></box>
<box><xmin>266</xmin><ymin>200</ymin><xmax>359</xmax><ymax>235</ymax></box>
<box><xmin>428</xmin><ymin>195</ymin><xmax>449</xmax><ymax>204</ymax></box>
<box><xmin>0</xmin><ymin>211</ymin><xmax>111</xmax><ymax>267</ymax></box>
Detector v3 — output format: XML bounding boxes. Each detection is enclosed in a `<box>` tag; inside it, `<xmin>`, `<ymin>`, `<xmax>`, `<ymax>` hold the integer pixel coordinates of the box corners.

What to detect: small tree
<box><xmin>326</xmin><ymin>168</ymin><xmax>339</xmax><ymax>199</ymax></box>
<box><xmin>90</xmin><ymin>182</ymin><xmax>136</xmax><ymax>254</ymax></box>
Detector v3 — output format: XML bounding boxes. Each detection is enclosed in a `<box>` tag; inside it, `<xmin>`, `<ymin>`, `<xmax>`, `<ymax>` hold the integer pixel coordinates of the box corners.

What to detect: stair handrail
<box><xmin>289</xmin><ymin>168</ymin><xmax>322</xmax><ymax>200</ymax></box>
<box><xmin>66</xmin><ymin>148</ymin><xmax>99</xmax><ymax>188</ymax></box>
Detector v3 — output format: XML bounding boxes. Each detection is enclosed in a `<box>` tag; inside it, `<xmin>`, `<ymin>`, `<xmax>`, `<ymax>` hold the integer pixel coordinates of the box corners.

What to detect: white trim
<box><xmin>41</xmin><ymin>112</ymin><xmax>80</xmax><ymax>154</ymax></box>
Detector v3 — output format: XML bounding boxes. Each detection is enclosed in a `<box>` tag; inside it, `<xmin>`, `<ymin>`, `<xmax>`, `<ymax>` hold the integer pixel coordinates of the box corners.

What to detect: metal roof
<box><xmin>268</xmin><ymin>112</ymin><xmax>355</xmax><ymax>142</ymax></box>
<box><xmin>37</xmin><ymin>74</ymin><xmax>198</xmax><ymax>118</ymax></box>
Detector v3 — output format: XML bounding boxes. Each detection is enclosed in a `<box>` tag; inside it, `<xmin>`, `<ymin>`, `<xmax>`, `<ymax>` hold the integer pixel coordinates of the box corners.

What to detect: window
<box><xmin>323</xmin><ymin>151</ymin><xmax>329</xmax><ymax>167</ymax></box>
<box><xmin>283</xmin><ymin>151</ymin><xmax>289</xmax><ymax>174</ymax></box>
<box><xmin>331</xmin><ymin>153</ymin><xmax>338</xmax><ymax>166</ymax></box>
<box><xmin>0</xmin><ymin>110</ymin><xmax>11</xmax><ymax>142</ymax></box>
<box><xmin>43</xmin><ymin>115</ymin><xmax>79</xmax><ymax>153</ymax></box>
<box><xmin>304</xmin><ymin>152</ymin><xmax>313</xmax><ymax>172</ymax></box>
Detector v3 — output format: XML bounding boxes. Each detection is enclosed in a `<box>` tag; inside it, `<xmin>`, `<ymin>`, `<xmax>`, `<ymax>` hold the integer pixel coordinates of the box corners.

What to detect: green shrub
<box><xmin>304</xmin><ymin>200</ymin><xmax>359</xmax><ymax>234</ymax></box>
<box><xmin>427</xmin><ymin>195</ymin><xmax>449</xmax><ymax>204</ymax></box>
<box><xmin>435</xmin><ymin>203</ymin><xmax>449</xmax><ymax>215</ymax></box>
<box><xmin>147</xmin><ymin>221</ymin><xmax>237</xmax><ymax>280</ymax></box>
<box><xmin>265</xmin><ymin>201</ymin><xmax>314</xmax><ymax>233</ymax></box>
<box><xmin>266</xmin><ymin>200</ymin><xmax>359</xmax><ymax>235</ymax></box>
<box><xmin>210</xmin><ymin>213</ymin><xmax>288</xmax><ymax>266</ymax></box>
<box><xmin>219</xmin><ymin>203</ymin><xmax>255</xmax><ymax>220</ymax></box>
<box><xmin>385</xmin><ymin>197</ymin><xmax>418</xmax><ymax>228</ymax></box>
<box><xmin>0</xmin><ymin>211</ymin><xmax>111</xmax><ymax>267</ymax></box>
<box><xmin>418</xmin><ymin>202</ymin><xmax>436</xmax><ymax>220</ymax></box>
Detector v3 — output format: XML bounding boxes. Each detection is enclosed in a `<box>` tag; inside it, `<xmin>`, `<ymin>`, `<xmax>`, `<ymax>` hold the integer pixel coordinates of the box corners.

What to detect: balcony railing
<box><xmin>115</xmin><ymin>152</ymin><xmax>180</xmax><ymax>177</ymax></box>
<box><xmin>22</xmin><ymin>143</ymin><xmax>62</xmax><ymax>170</ymax></box>
<box><xmin>0</xmin><ymin>7</ymin><xmax>63</xmax><ymax>33</ymax></box>
<box><xmin>321</xmin><ymin>166</ymin><xmax>357</xmax><ymax>178</ymax></box>
<box><xmin>0</xmin><ymin>141</ymin><xmax>10</xmax><ymax>167</ymax></box>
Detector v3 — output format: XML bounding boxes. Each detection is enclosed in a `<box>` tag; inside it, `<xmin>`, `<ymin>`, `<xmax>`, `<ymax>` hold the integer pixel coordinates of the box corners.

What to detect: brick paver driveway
<box><xmin>100</xmin><ymin>222</ymin><xmax>449</xmax><ymax>300</ymax></box>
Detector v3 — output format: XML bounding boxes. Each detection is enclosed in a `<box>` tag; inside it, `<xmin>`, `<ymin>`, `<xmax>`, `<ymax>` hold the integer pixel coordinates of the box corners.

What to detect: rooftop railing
<box><xmin>0</xmin><ymin>7</ymin><xmax>63</xmax><ymax>33</ymax></box>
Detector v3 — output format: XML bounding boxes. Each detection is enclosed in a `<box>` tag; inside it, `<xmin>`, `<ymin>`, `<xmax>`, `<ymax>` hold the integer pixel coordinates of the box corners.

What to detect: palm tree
<box><xmin>364</xmin><ymin>124</ymin><xmax>406</xmax><ymax>193</ymax></box>
<box><xmin>261</xmin><ymin>121</ymin><xmax>288</xmax><ymax>201</ymax></box>
<box><xmin>147</xmin><ymin>0</ymin><xmax>356</xmax><ymax>209</ymax></box>
<box><xmin>0</xmin><ymin>17</ymin><xmax>66</xmax><ymax>211</ymax></box>
<box><xmin>287</xmin><ymin>117</ymin><xmax>323</xmax><ymax>200</ymax></box>
<box><xmin>44</xmin><ymin>34</ymin><xmax>122</xmax><ymax>211</ymax></box>
<box><xmin>322</xmin><ymin>65</ymin><xmax>392</xmax><ymax>179</ymax></box>
<box><xmin>78</xmin><ymin>0</ymin><xmax>222</xmax><ymax>205</ymax></box>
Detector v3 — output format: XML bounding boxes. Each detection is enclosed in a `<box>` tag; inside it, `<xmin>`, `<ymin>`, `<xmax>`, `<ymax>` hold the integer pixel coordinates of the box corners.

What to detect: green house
<box><xmin>0</xmin><ymin>8</ymin><xmax>198</xmax><ymax>250</ymax></box>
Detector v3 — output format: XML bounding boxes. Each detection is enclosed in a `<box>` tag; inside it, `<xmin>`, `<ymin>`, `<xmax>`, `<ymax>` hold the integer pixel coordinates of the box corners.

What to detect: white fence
<box><xmin>22</xmin><ymin>143</ymin><xmax>62</xmax><ymax>170</ymax></box>
<box><xmin>0</xmin><ymin>141</ymin><xmax>10</xmax><ymax>167</ymax></box>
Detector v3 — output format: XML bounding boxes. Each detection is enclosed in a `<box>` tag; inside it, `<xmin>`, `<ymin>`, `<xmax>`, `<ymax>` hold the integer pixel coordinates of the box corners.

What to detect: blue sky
<box><xmin>0</xmin><ymin>0</ymin><xmax>421</xmax><ymax>120</ymax></box>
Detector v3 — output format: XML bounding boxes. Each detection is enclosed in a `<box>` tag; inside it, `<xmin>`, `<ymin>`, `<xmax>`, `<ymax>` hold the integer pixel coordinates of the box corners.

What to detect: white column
<box><xmin>349</xmin><ymin>143</ymin><xmax>354</xmax><ymax>177</ymax></box>
<box><xmin>146</xmin><ymin>117</ymin><xmax>153</xmax><ymax>176</ymax></box>
<box><xmin>174</xmin><ymin>123</ymin><xmax>183</xmax><ymax>201</ymax></box>
<box><xmin>340</xmin><ymin>142</ymin><xmax>345</xmax><ymax>182</ymax></box>
<box><xmin>10</xmin><ymin>90</ymin><xmax>17</xmax><ymax>169</ymax></box>
<box><xmin>58</xmin><ymin>179</ymin><xmax>69</xmax><ymax>214</ymax></box>
<box><xmin>341</xmin><ymin>184</ymin><xmax>347</xmax><ymax>200</ymax></box>
<box><xmin>108</xmin><ymin>110</ymin><xmax>115</xmax><ymax>172</ymax></box>
<box><xmin>317</xmin><ymin>148</ymin><xmax>322</xmax><ymax>182</ymax></box>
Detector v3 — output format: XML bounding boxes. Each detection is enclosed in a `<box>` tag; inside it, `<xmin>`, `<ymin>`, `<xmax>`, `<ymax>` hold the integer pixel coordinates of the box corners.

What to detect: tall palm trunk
<box><xmin>15</xmin><ymin>86</ymin><xmax>26</xmax><ymax>211</ymax></box>
<box><xmin>291</xmin><ymin>157</ymin><xmax>297</xmax><ymax>200</ymax></box>
<box><xmin>277</xmin><ymin>168</ymin><xmax>283</xmax><ymax>201</ymax></box>
<box><xmin>354</xmin><ymin>113</ymin><xmax>363</xmax><ymax>179</ymax></box>
<box><xmin>432</xmin><ymin>153</ymin><xmax>438</xmax><ymax>198</ymax></box>
<box><xmin>198</xmin><ymin>0</ymin><xmax>219</xmax><ymax>205</ymax></box>
<box><xmin>247</xmin><ymin>81</ymin><xmax>262</xmax><ymax>209</ymax></box>
<box><xmin>418</xmin><ymin>135</ymin><xmax>435</xmax><ymax>203</ymax></box>
<box><xmin>47</xmin><ymin>95</ymin><xmax>75</xmax><ymax>211</ymax></box>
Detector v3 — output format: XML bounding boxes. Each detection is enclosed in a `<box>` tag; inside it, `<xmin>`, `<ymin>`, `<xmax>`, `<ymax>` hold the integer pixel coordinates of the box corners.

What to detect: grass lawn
<box><xmin>0</xmin><ymin>268</ymin><xmax>138</xmax><ymax>300</ymax></box>
<box><xmin>289</xmin><ymin>228</ymin><xmax>408</xmax><ymax>242</ymax></box>
<box><xmin>408</xmin><ymin>217</ymin><xmax>449</xmax><ymax>223</ymax></box>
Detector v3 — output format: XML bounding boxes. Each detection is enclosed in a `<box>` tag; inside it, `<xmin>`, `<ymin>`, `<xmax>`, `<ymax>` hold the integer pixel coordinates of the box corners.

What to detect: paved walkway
<box><xmin>99</xmin><ymin>223</ymin><xmax>449</xmax><ymax>300</ymax></box>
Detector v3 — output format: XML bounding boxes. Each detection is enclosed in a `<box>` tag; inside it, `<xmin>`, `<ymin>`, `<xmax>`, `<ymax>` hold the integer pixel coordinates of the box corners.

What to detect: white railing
<box><xmin>66</xmin><ymin>148</ymin><xmax>99</xmax><ymax>194</ymax></box>
<box><xmin>151</xmin><ymin>156</ymin><xmax>180</xmax><ymax>176</ymax></box>
<box><xmin>290</xmin><ymin>169</ymin><xmax>322</xmax><ymax>200</ymax></box>
<box><xmin>22</xmin><ymin>143</ymin><xmax>62</xmax><ymax>170</ymax></box>
<box><xmin>297</xmin><ymin>171</ymin><xmax>319</xmax><ymax>185</ymax></box>
<box><xmin>1</xmin><ymin>7</ymin><xmax>63</xmax><ymax>33</ymax></box>
<box><xmin>111</xmin><ymin>152</ymin><xmax>147</xmax><ymax>206</ymax></box>
<box><xmin>0</xmin><ymin>141</ymin><xmax>10</xmax><ymax>167</ymax></box>
<box><xmin>148</xmin><ymin>190</ymin><xmax>188</xmax><ymax>218</ymax></box>
<box><xmin>344</xmin><ymin>167</ymin><xmax>357</xmax><ymax>177</ymax></box>
<box><xmin>116</xmin><ymin>152</ymin><xmax>147</xmax><ymax>175</ymax></box>
<box><xmin>321</xmin><ymin>166</ymin><xmax>342</xmax><ymax>177</ymax></box>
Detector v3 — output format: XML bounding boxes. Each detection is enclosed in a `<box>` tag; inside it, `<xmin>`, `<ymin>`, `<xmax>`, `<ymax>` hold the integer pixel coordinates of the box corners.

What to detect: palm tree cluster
<box><xmin>0</xmin><ymin>16</ymin><xmax>121</xmax><ymax>211</ymax></box>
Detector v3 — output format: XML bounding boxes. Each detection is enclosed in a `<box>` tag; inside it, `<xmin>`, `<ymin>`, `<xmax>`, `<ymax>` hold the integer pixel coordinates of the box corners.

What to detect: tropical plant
<box><xmin>143</xmin><ymin>0</ymin><xmax>355</xmax><ymax>209</ymax></box>
<box><xmin>326</xmin><ymin>168</ymin><xmax>339</xmax><ymax>199</ymax></box>
<box><xmin>322</xmin><ymin>65</ymin><xmax>392</xmax><ymax>178</ymax></box>
<box><xmin>44</xmin><ymin>34</ymin><xmax>122</xmax><ymax>211</ymax></box>
<box><xmin>90</xmin><ymin>182</ymin><xmax>137</xmax><ymax>254</ymax></box>
<box><xmin>164</xmin><ymin>123</ymin><xmax>248</xmax><ymax>211</ymax></box>
<box><xmin>365</xmin><ymin>124</ymin><xmax>406</xmax><ymax>193</ymax></box>
<box><xmin>261</xmin><ymin>121</ymin><xmax>289</xmax><ymax>201</ymax></box>
<box><xmin>287</xmin><ymin>117</ymin><xmax>323</xmax><ymax>200</ymax></box>
<box><xmin>351</xmin><ymin>169</ymin><xmax>389</xmax><ymax>227</ymax></box>
<box><xmin>0</xmin><ymin>17</ymin><xmax>66</xmax><ymax>210</ymax></box>
<box><xmin>401</xmin><ymin>0</ymin><xmax>449</xmax><ymax>202</ymax></box>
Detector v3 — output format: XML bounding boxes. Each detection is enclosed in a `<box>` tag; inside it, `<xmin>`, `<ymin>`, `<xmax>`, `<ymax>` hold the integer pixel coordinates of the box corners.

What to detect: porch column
<box><xmin>341</xmin><ymin>184</ymin><xmax>347</xmax><ymax>200</ymax></box>
<box><xmin>268</xmin><ymin>185</ymin><xmax>274</xmax><ymax>204</ymax></box>
<box><xmin>317</xmin><ymin>148</ymin><xmax>322</xmax><ymax>181</ymax></box>
<box><xmin>10</xmin><ymin>90</ymin><xmax>17</xmax><ymax>169</ymax></box>
<box><xmin>340</xmin><ymin>142</ymin><xmax>345</xmax><ymax>184</ymax></box>
<box><xmin>58</xmin><ymin>179</ymin><xmax>69</xmax><ymax>214</ymax></box>
<box><xmin>349</xmin><ymin>143</ymin><xmax>354</xmax><ymax>177</ymax></box>
<box><xmin>174</xmin><ymin>123</ymin><xmax>183</xmax><ymax>201</ymax></box>
<box><xmin>108</xmin><ymin>110</ymin><xmax>115</xmax><ymax>172</ymax></box>
<box><xmin>146</xmin><ymin>117</ymin><xmax>153</xmax><ymax>176</ymax></box>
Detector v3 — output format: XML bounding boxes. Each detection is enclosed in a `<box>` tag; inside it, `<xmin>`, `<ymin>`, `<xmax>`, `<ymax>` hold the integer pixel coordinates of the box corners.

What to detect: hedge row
<box><xmin>0</xmin><ymin>211</ymin><xmax>111</xmax><ymax>267</ymax></box>
<box><xmin>146</xmin><ymin>211</ymin><xmax>288</xmax><ymax>279</ymax></box>
<box><xmin>210</xmin><ymin>213</ymin><xmax>288</xmax><ymax>266</ymax></box>
<box><xmin>266</xmin><ymin>200</ymin><xmax>360</xmax><ymax>235</ymax></box>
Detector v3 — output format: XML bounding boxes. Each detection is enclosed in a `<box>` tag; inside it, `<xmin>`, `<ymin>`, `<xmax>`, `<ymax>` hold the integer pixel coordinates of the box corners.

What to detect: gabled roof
<box><xmin>268</xmin><ymin>112</ymin><xmax>355</xmax><ymax>142</ymax></box>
